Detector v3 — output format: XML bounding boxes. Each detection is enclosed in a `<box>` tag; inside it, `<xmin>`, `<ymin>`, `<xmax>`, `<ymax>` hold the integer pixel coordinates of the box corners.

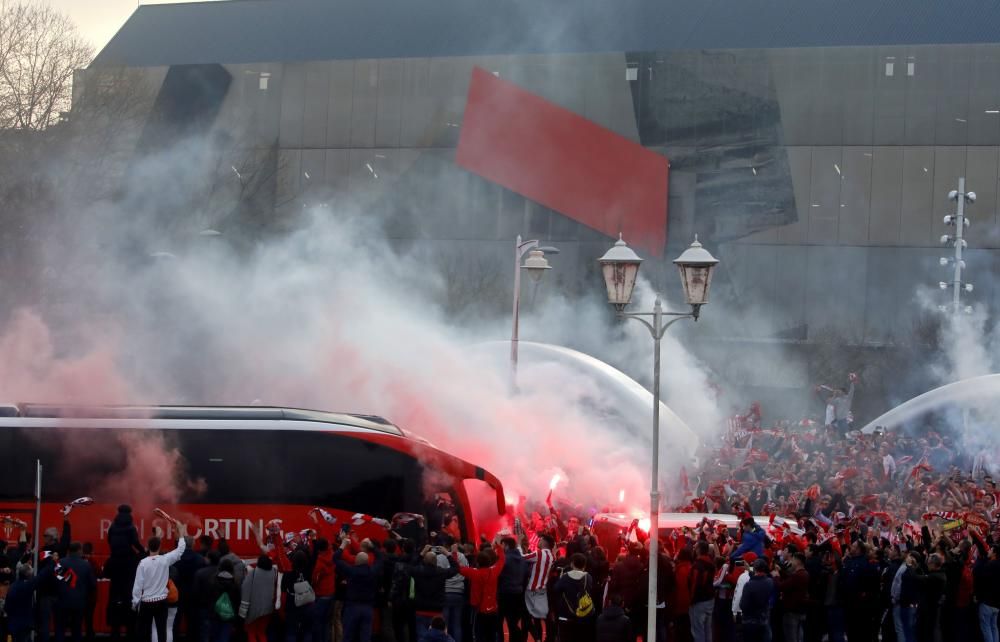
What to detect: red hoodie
<box><xmin>311</xmin><ymin>521</ymin><xmax>338</xmax><ymax>597</ymax></box>
<box><xmin>459</xmin><ymin>544</ymin><xmax>505</xmax><ymax>615</ymax></box>
<box><xmin>672</xmin><ymin>560</ymin><xmax>693</xmax><ymax>616</ymax></box>
<box><xmin>312</xmin><ymin>550</ymin><xmax>336</xmax><ymax>597</ymax></box>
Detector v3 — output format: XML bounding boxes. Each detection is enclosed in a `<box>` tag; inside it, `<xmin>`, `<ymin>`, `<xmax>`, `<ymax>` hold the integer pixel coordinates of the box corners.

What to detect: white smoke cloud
<box><xmin>3</xmin><ymin>116</ymin><xmax>726</xmax><ymax>516</ymax></box>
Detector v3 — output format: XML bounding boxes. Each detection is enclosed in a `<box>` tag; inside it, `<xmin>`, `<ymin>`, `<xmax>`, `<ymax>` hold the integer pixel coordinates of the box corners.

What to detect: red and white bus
<box><xmin>0</xmin><ymin>404</ymin><xmax>508</xmax><ymax>557</ymax></box>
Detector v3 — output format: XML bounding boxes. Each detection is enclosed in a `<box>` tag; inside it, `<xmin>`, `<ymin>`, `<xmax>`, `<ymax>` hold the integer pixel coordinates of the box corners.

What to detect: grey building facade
<box><xmin>80</xmin><ymin>0</ymin><xmax>1000</xmax><ymax>368</ymax></box>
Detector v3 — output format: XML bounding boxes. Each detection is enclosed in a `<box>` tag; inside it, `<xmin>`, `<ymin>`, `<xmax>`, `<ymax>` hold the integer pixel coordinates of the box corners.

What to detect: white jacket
<box><xmin>731</xmin><ymin>570</ymin><xmax>751</xmax><ymax>616</ymax></box>
<box><xmin>132</xmin><ymin>537</ymin><xmax>186</xmax><ymax>607</ymax></box>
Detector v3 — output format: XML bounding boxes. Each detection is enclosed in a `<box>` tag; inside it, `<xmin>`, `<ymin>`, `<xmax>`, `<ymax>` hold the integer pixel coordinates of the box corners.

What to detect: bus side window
<box><xmin>0</xmin><ymin>427</ymin><xmax>35</xmax><ymax>500</ymax></box>
<box><xmin>282</xmin><ymin>432</ymin><xmax>421</xmax><ymax>520</ymax></box>
<box><xmin>178</xmin><ymin>429</ymin><xmax>287</xmax><ymax>503</ymax></box>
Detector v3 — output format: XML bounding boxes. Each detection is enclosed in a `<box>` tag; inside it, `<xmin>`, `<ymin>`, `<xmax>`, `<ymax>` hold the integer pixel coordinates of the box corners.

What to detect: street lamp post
<box><xmin>597</xmin><ymin>234</ymin><xmax>719</xmax><ymax>642</ymax></box>
<box><xmin>511</xmin><ymin>235</ymin><xmax>557</xmax><ymax>391</ymax></box>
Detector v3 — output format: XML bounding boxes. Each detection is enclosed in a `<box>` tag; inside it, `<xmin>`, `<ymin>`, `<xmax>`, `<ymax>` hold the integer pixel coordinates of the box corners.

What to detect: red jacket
<box><xmin>672</xmin><ymin>560</ymin><xmax>692</xmax><ymax>616</ymax></box>
<box><xmin>459</xmin><ymin>544</ymin><xmax>505</xmax><ymax>614</ymax></box>
<box><xmin>269</xmin><ymin>533</ymin><xmax>292</xmax><ymax>574</ymax></box>
<box><xmin>312</xmin><ymin>551</ymin><xmax>336</xmax><ymax>597</ymax></box>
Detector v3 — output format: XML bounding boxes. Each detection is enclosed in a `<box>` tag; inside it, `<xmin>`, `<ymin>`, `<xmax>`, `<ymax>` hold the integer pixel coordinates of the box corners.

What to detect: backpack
<box><xmin>214</xmin><ymin>592</ymin><xmax>235</xmax><ymax>622</ymax></box>
<box><xmin>293</xmin><ymin>574</ymin><xmax>316</xmax><ymax>607</ymax></box>
<box><xmin>575</xmin><ymin>591</ymin><xmax>594</xmax><ymax>618</ymax></box>
<box><xmin>563</xmin><ymin>574</ymin><xmax>594</xmax><ymax>619</ymax></box>
<box><xmin>166</xmin><ymin>579</ymin><xmax>179</xmax><ymax>605</ymax></box>
<box><xmin>389</xmin><ymin>562</ymin><xmax>412</xmax><ymax>605</ymax></box>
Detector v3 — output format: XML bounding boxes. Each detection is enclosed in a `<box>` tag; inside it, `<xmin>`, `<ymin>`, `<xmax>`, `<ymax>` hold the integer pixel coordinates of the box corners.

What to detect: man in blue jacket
<box><xmin>54</xmin><ymin>542</ymin><xmax>97</xmax><ymax>642</ymax></box>
<box><xmin>740</xmin><ymin>559</ymin><xmax>775</xmax><ymax>642</ymax></box>
<box><xmin>731</xmin><ymin>518</ymin><xmax>767</xmax><ymax>561</ymax></box>
<box><xmin>498</xmin><ymin>537</ymin><xmax>528</xmax><ymax>642</ymax></box>
<box><xmin>335</xmin><ymin>540</ymin><xmax>385</xmax><ymax>642</ymax></box>
<box><xmin>7</xmin><ymin>563</ymin><xmax>54</xmax><ymax>642</ymax></box>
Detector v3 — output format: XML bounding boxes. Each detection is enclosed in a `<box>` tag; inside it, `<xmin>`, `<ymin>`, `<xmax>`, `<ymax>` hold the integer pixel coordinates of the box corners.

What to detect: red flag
<box><xmin>910</xmin><ymin>459</ymin><xmax>933</xmax><ymax>479</ymax></box>
<box><xmin>922</xmin><ymin>511</ymin><xmax>960</xmax><ymax>521</ymax></box>
<box><xmin>963</xmin><ymin>512</ymin><xmax>990</xmax><ymax>529</ymax></box>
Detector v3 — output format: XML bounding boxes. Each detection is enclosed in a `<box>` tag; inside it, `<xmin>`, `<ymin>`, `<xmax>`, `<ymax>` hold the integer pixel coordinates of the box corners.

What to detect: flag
<box><xmin>910</xmin><ymin>458</ymin><xmax>933</xmax><ymax>479</ymax></box>
<box><xmin>311</xmin><ymin>508</ymin><xmax>337</xmax><ymax>525</ymax></box>
<box><xmin>62</xmin><ymin>497</ymin><xmax>94</xmax><ymax>516</ymax></box>
<box><xmin>922</xmin><ymin>511</ymin><xmax>960</xmax><ymax>522</ymax></box>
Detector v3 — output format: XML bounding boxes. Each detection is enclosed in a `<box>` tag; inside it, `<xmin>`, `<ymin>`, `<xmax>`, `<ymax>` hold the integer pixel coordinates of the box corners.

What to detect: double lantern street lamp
<box><xmin>597</xmin><ymin>234</ymin><xmax>719</xmax><ymax>642</ymax></box>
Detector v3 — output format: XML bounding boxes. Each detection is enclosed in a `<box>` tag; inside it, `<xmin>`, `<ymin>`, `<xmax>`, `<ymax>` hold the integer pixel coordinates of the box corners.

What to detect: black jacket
<box><xmin>334</xmin><ymin>550</ymin><xmax>383</xmax><ymax>605</ymax></box>
<box><xmin>38</xmin><ymin>520</ymin><xmax>71</xmax><ymax>598</ymax></box>
<box><xmin>595</xmin><ymin>604</ymin><xmax>631</xmax><ymax>642</ymax></box>
<box><xmin>915</xmin><ymin>569</ymin><xmax>946</xmax><ymax>617</ymax></box>
<box><xmin>806</xmin><ymin>555</ymin><xmax>827</xmax><ymax>605</ymax></box>
<box><xmin>107</xmin><ymin>511</ymin><xmax>144</xmax><ymax>560</ymax></box>
<box><xmin>6</xmin><ymin>567</ymin><xmax>53</xmax><ymax>634</ymax></box>
<box><xmin>740</xmin><ymin>575</ymin><xmax>774</xmax><ymax>624</ymax></box>
<box><xmin>881</xmin><ymin>559</ymin><xmax>903</xmax><ymax>606</ymax></box>
<box><xmin>553</xmin><ymin>570</ymin><xmax>596</xmax><ymax>621</ymax></box>
<box><xmin>641</xmin><ymin>553</ymin><xmax>676</xmax><ymax>606</ymax></box>
<box><xmin>498</xmin><ymin>548</ymin><xmax>527</xmax><ymax>595</ymax></box>
<box><xmin>174</xmin><ymin>548</ymin><xmax>206</xmax><ymax>604</ymax></box>
<box><xmin>408</xmin><ymin>555</ymin><xmax>458</xmax><ymax>613</ymax></box>
<box><xmin>838</xmin><ymin>553</ymin><xmax>879</xmax><ymax>605</ymax></box>
<box><xmin>975</xmin><ymin>559</ymin><xmax>1000</xmax><ymax>609</ymax></box>
<box><xmin>193</xmin><ymin>563</ymin><xmax>221</xmax><ymax>609</ymax></box>
<box><xmin>55</xmin><ymin>554</ymin><xmax>97</xmax><ymax>611</ymax></box>
<box><xmin>897</xmin><ymin>567</ymin><xmax>921</xmax><ymax>607</ymax></box>
<box><xmin>608</xmin><ymin>555</ymin><xmax>645</xmax><ymax>608</ymax></box>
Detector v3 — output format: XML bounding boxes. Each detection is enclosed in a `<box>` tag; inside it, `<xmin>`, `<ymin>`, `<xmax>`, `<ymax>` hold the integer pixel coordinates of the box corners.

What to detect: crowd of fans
<box><xmin>1</xmin><ymin>372</ymin><xmax>1000</xmax><ymax>642</ymax></box>
<box><xmin>657</xmin><ymin>372</ymin><xmax>1000</xmax><ymax>642</ymax></box>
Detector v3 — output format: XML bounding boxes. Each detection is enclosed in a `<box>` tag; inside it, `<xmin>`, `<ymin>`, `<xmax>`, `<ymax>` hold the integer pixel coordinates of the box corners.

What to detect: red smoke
<box><xmin>0</xmin><ymin>309</ymin><xmax>132</xmax><ymax>404</ymax></box>
<box><xmin>0</xmin><ymin>310</ymin><xmax>207</xmax><ymax>512</ymax></box>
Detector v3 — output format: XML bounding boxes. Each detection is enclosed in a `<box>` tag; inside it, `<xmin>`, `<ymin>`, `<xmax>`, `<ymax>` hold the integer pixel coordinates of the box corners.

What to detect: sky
<box><xmin>46</xmin><ymin>1</ymin><xmax>217</xmax><ymax>53</ymax></box>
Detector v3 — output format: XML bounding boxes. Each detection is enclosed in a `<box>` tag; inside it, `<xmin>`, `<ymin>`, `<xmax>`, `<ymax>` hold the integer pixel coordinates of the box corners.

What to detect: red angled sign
<box><xmin>456</xmin><ymin>67</ymin><xmax>669</xmax><ymax>256</ymax></box>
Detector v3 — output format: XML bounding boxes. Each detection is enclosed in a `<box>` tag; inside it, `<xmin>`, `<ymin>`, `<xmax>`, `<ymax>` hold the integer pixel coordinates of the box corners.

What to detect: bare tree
<box><xmin>0</xmin><ymin>3</ymin><xmax>92</xmax><ymax>131</ymax></box>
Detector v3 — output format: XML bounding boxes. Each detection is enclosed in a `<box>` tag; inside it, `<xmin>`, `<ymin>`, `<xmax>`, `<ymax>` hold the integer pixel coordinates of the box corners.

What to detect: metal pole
<box><xmin>647</xmin><ymin>299</ymin><xmax>662</xmax><ymax>642</ymax></box>
<box><xmin>511</xmin><ymin>235</ymin><xmax>523</xmax><ymax>392</ymax></box>
<box><xmin>953</xmin><ymin>177</ymin><xmax>965</xmax><ymax>315</ymax></box>
<box><xmin>33</xmin><ymin>459</ymin><xmax>42</xmax><ymax>570</ymax></box>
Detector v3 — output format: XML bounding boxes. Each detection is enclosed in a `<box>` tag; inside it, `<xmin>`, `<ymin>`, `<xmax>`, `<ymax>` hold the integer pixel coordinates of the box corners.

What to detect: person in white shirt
<box><xmin>132</xmin><ymin>519</ymin><xmax>186</xmax><ymax>642</ymax></box>
<box><xmin>881</xmin><ymin>444</ymin><xmax>897</xmax><ymax>482</ymax></box>
<box><xmin>731</xmin><ymin>554</ymin><xmax>755</xmax><ymax>620</ymax></box>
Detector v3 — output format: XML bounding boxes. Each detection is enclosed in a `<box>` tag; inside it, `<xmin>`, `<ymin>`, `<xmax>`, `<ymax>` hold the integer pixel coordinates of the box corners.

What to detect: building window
<box><xmin>907</xmin><ymin>62</ymin><xmax>915</xmax><ymax>76</ymax></box>
<box><xmin>885</xmin><ymin>62</ymin><xmax>894</xmax><ymax>76</ymax></box>
<box><xmin>626</xmin><ymin>65</ymin><xmax>638</xmax><ymax>81</ymax></box>
<box><xmin>259</xmin><ymin>72</ymin><xmax>270</xmax><ymax>90</ymax></box>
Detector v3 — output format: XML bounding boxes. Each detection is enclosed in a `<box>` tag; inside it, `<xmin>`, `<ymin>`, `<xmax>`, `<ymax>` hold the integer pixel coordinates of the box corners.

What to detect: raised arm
<box><xmin>59</xmin><ymin>518</ymin><xmax>71</xmax><ymax>556</ymax></box>
<box><xmin>161</xmin><ymin>529</ymin><xmax>187</xmax><ymax>565</ymax></box>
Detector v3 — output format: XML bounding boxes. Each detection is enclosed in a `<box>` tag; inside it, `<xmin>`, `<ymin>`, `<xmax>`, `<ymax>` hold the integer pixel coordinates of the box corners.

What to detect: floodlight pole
<box><xmin>952</xmin><ymin>177</ymin><xmax>966</xmax><ymax>314</ymax></box>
